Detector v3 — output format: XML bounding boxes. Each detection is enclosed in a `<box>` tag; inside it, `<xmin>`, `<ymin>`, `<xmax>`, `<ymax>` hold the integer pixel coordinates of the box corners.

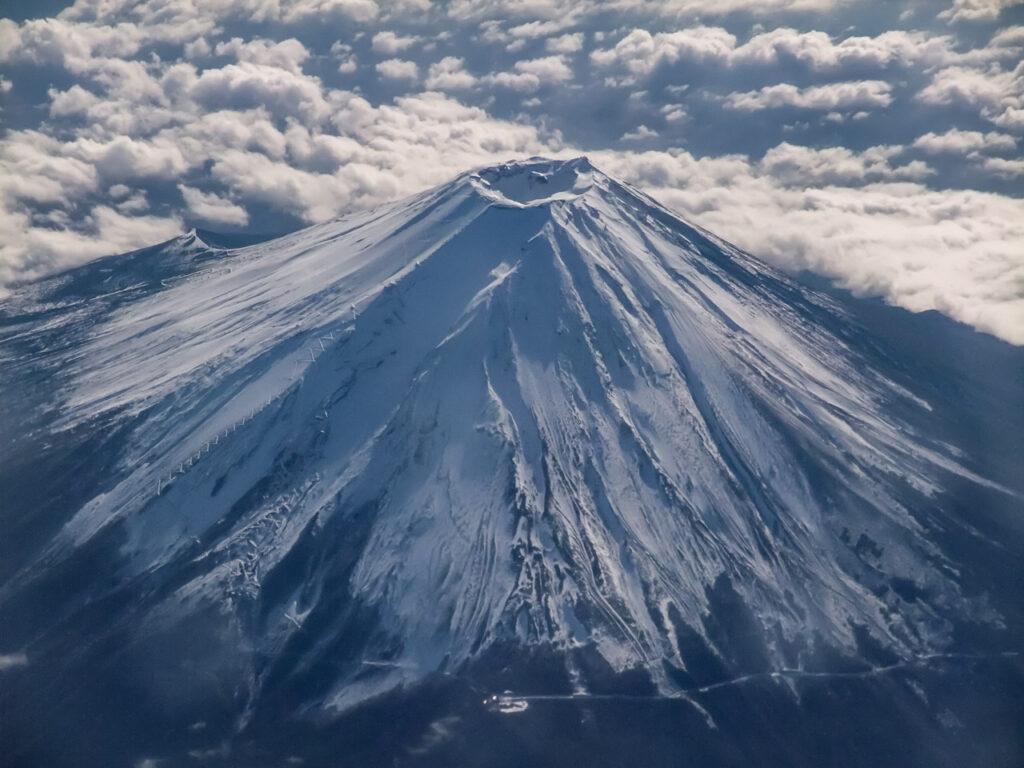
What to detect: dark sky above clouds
<box><xmin>1</xmin><ymin>0</ymin><xmax>1022</xmax><ymax>342</ymax></box>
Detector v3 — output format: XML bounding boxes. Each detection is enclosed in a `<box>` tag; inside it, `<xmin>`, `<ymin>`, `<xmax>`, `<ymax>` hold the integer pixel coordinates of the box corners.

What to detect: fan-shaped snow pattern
<box><xmin>0</xmin><ymin>158</ymin><xmax>1018</xmax><ymax>724</ymax></box>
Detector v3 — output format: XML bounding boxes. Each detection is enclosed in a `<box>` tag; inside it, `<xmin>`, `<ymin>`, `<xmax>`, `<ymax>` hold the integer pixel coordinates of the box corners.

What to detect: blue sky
<box><xmin>1</xmin><ymin>0</ymin><xmax>1022</xmax><ymax>342</ymax></box>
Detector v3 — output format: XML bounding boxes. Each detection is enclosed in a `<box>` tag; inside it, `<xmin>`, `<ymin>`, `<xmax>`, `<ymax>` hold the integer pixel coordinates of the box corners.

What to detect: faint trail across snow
<box><xmin>484</xmin><ymin>650</ymin><xmax>1021</xmax><ymax>707</ymax></box>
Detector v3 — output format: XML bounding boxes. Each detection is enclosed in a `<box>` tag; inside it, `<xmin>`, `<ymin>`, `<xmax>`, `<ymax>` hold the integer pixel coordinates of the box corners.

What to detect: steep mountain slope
<box><xmin>1</xmin><ymin>157</ymin><xmax>1022</xmax><ymax>767</ymax></box>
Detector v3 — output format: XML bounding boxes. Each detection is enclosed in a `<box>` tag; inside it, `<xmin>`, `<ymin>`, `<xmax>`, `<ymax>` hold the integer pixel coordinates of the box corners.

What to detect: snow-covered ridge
<box><xmin>0</xmin><ymin>157</ymin><xmax>1017</xmax><ymax>724</ymax></box>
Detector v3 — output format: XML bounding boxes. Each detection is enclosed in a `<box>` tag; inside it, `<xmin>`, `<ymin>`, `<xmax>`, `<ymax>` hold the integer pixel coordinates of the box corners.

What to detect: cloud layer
<box><xmin>1</xmin><ymin>0</ymin><xmax>1022</xmax><ymax>343</ymax></box>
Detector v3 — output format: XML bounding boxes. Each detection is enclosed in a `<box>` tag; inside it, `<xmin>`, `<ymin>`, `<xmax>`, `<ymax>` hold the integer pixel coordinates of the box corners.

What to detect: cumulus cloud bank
<box><xmin>0</xmin><ymin>0</ymin><xmax>1022</xmax><ymax>343</ymax></box>
<box><xmin>723</xmin><ymin>80</ymin><xmax>894</xmax><ymax>111</ymax></box>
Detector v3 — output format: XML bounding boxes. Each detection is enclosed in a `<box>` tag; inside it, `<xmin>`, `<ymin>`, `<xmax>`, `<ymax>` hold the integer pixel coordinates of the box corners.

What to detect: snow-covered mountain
<box><xmin>1</xmin><ymin>157</ymin><xmax>1022</xmax><ymax>767</ymax></box>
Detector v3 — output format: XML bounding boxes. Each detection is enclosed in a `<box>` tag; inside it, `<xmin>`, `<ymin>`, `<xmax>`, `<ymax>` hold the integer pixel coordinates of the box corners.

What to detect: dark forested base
<box><xmin>3</xmin><ymin>650</ymin><xmax>1023</xmax><ymax>768</ymax></box>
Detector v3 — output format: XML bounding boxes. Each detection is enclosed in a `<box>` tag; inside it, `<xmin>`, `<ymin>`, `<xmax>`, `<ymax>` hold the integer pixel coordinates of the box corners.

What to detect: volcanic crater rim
<box><xmin>470</xmin><ymin>156</ymin><xmax>597</xmax><ymax>207</ymax></box>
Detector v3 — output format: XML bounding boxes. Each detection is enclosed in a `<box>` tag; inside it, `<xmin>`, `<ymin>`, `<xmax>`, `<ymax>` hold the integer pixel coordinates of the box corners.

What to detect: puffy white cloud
<box><xmin>590</xmin><ymin>28</ymin><xmax>737</xmax><ymax>79</ymax></box>
<box><xmin>0</xmin><ymin>19</ymin><xmax>20</xmax><ymax>58</ymax></box>
<box><xmin>445</xmin><ymin>0</ymin><xmax>580</xmax><ymax>21</ymax></box>
<box><xmin>512</xmin><ymin>55</ymin><xmax>573</xmax><ymax>82</ymax></box>
<box><xmin>183</xmin><ymin>37</ymin><xmax>212</xmax><ymax>59</ymax></box>
<box><xmin>380</xmin><ymin>0</ymin><xmax>432</xmax><ymax>12</ymax></box>
<box><xmin>354</xmin><ymin>91</ymin><xmax>557</xmax><ymax>166</ymax></box>
<box><xmin>504</xmin><ymin>18</ymin><xmax>578</xmax><ymax>43</ymax></box>
<box><xmin>281</xmin><ymin>0</ymin><xmax>380</xmax><ymax>23</ymax></box>
<box><xmin>759</xmin><ymin>142</ymin><xmax>933</xmax><ymax>185</ymax></box>
<box><xmin>80</xmin><ymin>204</ymin><xmax>183</xmax><ymax>252</ymax></box>
<box><xmin>371</xmin><ymin>30</ymin><xmax>421</xmax><ymax>54</ymax></box>
<box><xmin>214</xmin><ymin>37</ymin><xmax>310</xmax><ymax>73</ymax></box>
<box><xmin>48</xmin><ymin>84</ymin><xmax>102</xmax><ymax>118</ymax></box>
<box><xmin>988</xmin><ymin>25</ymin><xmax>1024</xmax><ymax>48</ymax></box>
<box><xmin>331</xmin><ymin>41</ymin><xmax>358</xmax><ymax>73</ymax></box>
<box><xmin>61</xmin><ymin>0</ymin><xmax>217</xmax><ymax>35</ymax></box>
<box><xmin>425</xmin><ymin>57</ymin><xmax>477</xmax><ymax>89</ymax></box>
<box><xmin>173</xmin><ymin>109</ymin><xmax>286</xmax><ymax>160</ymax></box>
<box><xmin>483</xmin><ymin>70</ymin><xmax>543</xmax><ymax>91</ymax></box>
<box><xmin>992</xmin><ymin>107</ymin><xmax>1024</xmax><ymax>130</ymax></box>
<box><xmin>446</xmin><ymin>0</ymin><xmax>856</xmax><ymax>22</ymax></box>
<box><xmin>376</xmin><ymin>58</ymin><xmax>420</xmax><ymax>80</ymax></box>
<box><xmin>617</xmin><ymin>0</ymin><xmax>854</xmax><ymax>11</ymax></box>
<box><xmin>545</xmin><ymin>32</ymin><xmax>584</xmax><ymax>53</ymax></box>
<box><xmin>507</xmin><ymin>19</ymin><xmax>570</xmax><ymax>36</ymax></box>
<box><xmin>917</xmin><ymin>62</ymin><xmax>1024</xmax><ymax>132</ymax></box>
<box><xmin>179</xmin><ymin>185</ymin><xmax>250</xmax><ymax>226</ymax></box>
<box><xmin>918</xmin><ymin>65</ymin><xmax>1014</xmax><ymax>109</ymax></box>
<box><xmin>724</xmin><ymin>80</ymin><xmax>893</xmax><ymax>111</ymax></box>
<box><xmin>0</xmin><ymin>7</ymin><xmax>219</xmax><ymax>79</ymax></box>
<box><xmin>978</xmin><ymin>156</ymin><xmax>1024</xmax><ymax>176</ymax></box>
<box><xmin>116</xmin><ymin>190</ymin><xmax>150</xmax><ymax>213</ymax></box>
<box><xmin>0</xmin><ymin>17</ymin><xmax>149</xmax><ymax>66</ymax></box>
<box><xmin>190</xmin><ymin>63</ymin><xmax>332</xmax><ymax>122</ymax></box>
<box><xmin>621</xmin><ymin>125</ymin><xmax>658</xmax><ymax>141</ymax></box>
<box><xmin>200</xmin><ymin>91</ymin><xmax>562</xmax><ymax>220</ymax></box>
<box><xmin>476</xmin><ymin>19</ymin><xmax>580</xmax><ymax>51</ymax></box>
<box><xmin>108</xmin><ymin>183</ymin><xmax>132</xmax><ymax>199</ymax></box>
<box><xmin>68</xmin><ymin>135</ymin><xmax>192</xmax><ymax>182</ymax></box>
<box><xmin>730</xmin><ymin>28</ymin><xmax>963</xmax><ymax>69</ymax></box>
<box><xmin>939</xmin><ymin>0</ymin><xmax>1024</xmax><ymax>21</ymax></box>
<box><xmin>52</xmin><ymin>0</ymin><xmax>380</xmax><ymax>27</ymax></box>
<box><xmin>0</xmin><ymin>130</ymin><xmax>99</xmax><ymax>207</ymax></box>
<box><xmin>912</xmin><ymin>128</ymin><xmax>1018</xmax><ymax>154</ymax></box>
<box><xmin>588</xmin><ymin>26</ymin><xmax>1001</xmax><ymax>84</ymax></box>
<box><xmin>0</xmin><ymin>202</ymin><xmax>182</xmax><ymax>290</ymax></box>
<box><xmin>661</xmin><ymin>103</ymin><xmax>688</xmax><ymax>122</ymax></box>
<box><xmin>207</xmin><ymin>149</ymin><xmax>361</xmax><ymax>220</ymax></box>
<box><xmin>481</xmin><ymin>55</ymin><xmax>574</xmax><ymax>91</ymax></box>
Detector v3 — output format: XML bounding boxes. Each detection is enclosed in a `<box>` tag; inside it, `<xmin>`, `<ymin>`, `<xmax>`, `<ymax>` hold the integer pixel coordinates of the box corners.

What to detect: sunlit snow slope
<box><xmin>1</xmin><ymin>158</ymin><xmax>1022</xmax><ymax>765</ymax></box>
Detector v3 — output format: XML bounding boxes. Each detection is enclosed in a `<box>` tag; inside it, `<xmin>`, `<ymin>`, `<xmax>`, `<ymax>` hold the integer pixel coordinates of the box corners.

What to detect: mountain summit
<box><xmin>2</xmin><ymin>157</ymin><xmax>1022</xmax><ymax>767</ymax></box>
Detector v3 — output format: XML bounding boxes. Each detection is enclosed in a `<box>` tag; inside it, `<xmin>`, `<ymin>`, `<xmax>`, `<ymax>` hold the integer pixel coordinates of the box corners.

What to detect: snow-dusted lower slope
<box><xmin>1</xmin><ymin>158</ymin><xmax>1022</xmax><ymax>765</ymax></box>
